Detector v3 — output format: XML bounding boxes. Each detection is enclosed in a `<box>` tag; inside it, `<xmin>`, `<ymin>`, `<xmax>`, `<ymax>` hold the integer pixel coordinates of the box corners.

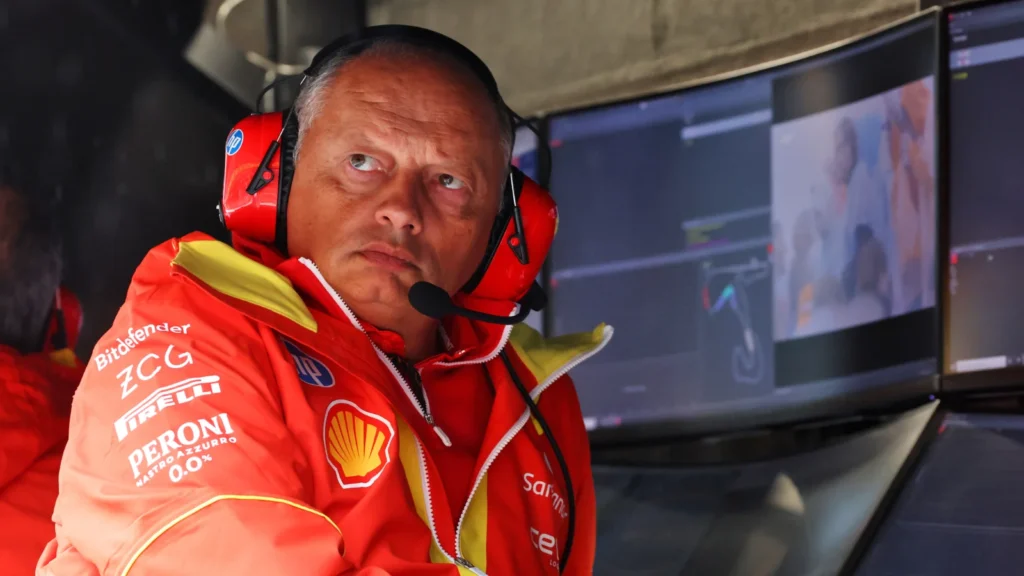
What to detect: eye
<box><xmin>349</xmin><ymin>154</ymin><xmax>381</xmax><ymax>172</ymax></box>
<box><xmin>438</xmin><ymin>173</ymin><xmax>466</xmax><ymax>190</ymax></box>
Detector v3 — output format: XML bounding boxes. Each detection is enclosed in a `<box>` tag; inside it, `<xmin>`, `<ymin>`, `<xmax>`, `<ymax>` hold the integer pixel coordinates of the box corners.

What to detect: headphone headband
<box><xmin>304</xmin><ymin>25</ymin><xmax>503</xmax><ymax>106</ymax></box>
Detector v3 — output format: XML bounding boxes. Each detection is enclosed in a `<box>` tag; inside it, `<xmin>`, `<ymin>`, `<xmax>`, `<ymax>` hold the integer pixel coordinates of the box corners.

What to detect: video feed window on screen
<box><xmin>769</xmin><ymin>18</ymin><xmax>937</xmax><ymax>389</ymax></box>
<box><xmin>548</xmin><ymin>15</ymin><xmax>937</xmax><ymax>433</ymax></box>
<box><xmin>946</xmin><ymin>1</ymin><xmax>1024</xmax><ymax>374</ymax></box>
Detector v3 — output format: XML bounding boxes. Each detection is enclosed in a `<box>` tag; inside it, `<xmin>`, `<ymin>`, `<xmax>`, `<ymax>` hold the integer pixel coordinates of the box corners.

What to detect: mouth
<box><xmin>359</xmin><ymin>243</ymin><xmax>418</xmax><ymax>271</ymax></box>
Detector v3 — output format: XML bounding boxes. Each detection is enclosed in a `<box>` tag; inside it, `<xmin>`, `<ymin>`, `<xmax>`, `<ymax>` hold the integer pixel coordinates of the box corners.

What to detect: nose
<box><xmin>374</xmin><ymin>174</ymin><xmax>423</xmax><ymax>235</ymax></box>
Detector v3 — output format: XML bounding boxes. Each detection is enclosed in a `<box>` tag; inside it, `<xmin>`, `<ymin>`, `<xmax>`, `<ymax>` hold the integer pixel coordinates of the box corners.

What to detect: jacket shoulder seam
<box><xmin>171</xmin><ymin>239</ymin><xmax>317</xmax><ymax>332</ymax></box>
<box><xmin>119</xmin><ymin>494</ymin><xmax>342</xmax><ymax>576</ymax></box>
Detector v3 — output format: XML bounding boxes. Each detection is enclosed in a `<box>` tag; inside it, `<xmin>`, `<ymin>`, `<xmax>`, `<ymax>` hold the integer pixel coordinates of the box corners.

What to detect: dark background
<box><xmin>3</xmin><ymin>0</ymin><xmax>363</xmax><ymax>358</ymax></box>
<box><xmin>3</xmin><ymin>0</ymin><xmax>247</xmax><ymax>357</ymax></box>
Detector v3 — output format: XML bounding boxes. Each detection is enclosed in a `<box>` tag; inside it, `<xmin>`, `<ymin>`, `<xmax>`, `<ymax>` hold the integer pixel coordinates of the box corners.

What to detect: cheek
<box><xmin>430</xmin><ymin>219</ymin><xmax>493</xmax><ymax>287</ymax></box>
<box><xmin>287</xmin><ymin>170</ymin><xmax>362</xmax><ymax>259</ymax></box>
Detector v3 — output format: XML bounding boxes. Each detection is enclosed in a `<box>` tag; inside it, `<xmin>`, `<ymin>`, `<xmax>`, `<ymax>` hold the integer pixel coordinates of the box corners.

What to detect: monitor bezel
<box><xmin>835</xmin><ymin>400</ymin><xmax>946</xmax><ymax>575</ymax></box>
<box><xmin>938</xmin><ymin>0</ymin><xmax>1024</xmax><ymax>393</ymax></box>
<box><xmin>539</xmin><ymin>8</ymin><xmax>943</xmax><ymax>446</ymax></box>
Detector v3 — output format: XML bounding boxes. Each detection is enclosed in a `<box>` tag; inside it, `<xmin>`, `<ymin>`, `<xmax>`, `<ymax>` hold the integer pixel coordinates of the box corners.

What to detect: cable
<box><xmin>511</xmin><ymin>112</ymin><xmax>552</xmax><ymax>186</ymax></box>
<box><xmin>499</xmin><ymin>350</ymin><xmax>575</xmax><ymax>573</ymax></box>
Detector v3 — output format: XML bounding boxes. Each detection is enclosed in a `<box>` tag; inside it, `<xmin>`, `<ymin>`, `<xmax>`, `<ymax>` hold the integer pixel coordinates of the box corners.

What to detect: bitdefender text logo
<box><xmin>93</xmin><ymin>323</ymin><xmax>192</xmax><ymax>372</ymax></box>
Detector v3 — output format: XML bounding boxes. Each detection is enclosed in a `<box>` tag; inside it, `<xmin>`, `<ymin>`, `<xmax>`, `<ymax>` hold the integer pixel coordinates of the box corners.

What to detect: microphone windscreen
<box><xmin>408</xmin><ymin>281</ymin><xmax>454</xmax><ymax>319</ymax></box>
<box><xmin>523</xmin><ymin>282</ymin><xmax>548</xmax><ymax>312</ymax></box>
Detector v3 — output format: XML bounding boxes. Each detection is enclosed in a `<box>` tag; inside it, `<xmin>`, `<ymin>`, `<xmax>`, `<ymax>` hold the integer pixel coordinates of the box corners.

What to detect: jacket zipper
<box><xmin>301</xmin><ymin>258</ymin><xmax>614</xmax><ymax>572</ymax></box>
<box><xmin>434</xmin><ymin>313</ymin><xmax>516</xmax><ymax>369</ymax></box>
<box><xmin>452</xmin><ymin>325</ymin><xmax>614</xmax><ymax>564</ymax></box>
<box><xmin>299</xmin><ymin>258</ymin><xmax>451</xmax><ymax>447</ymax></box>
<box><xmin>410</xmin><ymin>429</ymin><xmax>463</xmax><ymax>569</ymax></box>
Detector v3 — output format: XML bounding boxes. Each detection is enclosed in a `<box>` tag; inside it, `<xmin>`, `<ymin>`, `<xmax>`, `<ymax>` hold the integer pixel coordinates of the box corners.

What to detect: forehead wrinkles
<box><xmin>336</xmin><ymin>53</ymin><xmax>498</xmax><ymax>128</ymax></box>
<box><xmin>341</xmin><ymin>92</ymin><xmax>486</xmax><ymax>152</ymax></box>
<box><xmin>318</xmin><ymin>74</ymin><xmax>501</xmax><ymax>171</ymax></box>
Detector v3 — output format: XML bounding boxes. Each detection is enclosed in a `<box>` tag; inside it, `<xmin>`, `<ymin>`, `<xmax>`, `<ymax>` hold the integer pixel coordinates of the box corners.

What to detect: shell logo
<box><xmin>323</xmin><ymin>400</ymin><xmax>394</xmax><ymax>489</ymax></box>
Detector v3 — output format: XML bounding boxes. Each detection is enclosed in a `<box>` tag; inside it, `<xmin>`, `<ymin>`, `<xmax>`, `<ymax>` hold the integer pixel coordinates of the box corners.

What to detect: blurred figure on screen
<box><xmin>820</xmin><ymin>116</ymin><xmax>894</xmax><ymax>296</ymax></box>
<box><xmin>797</xmin><ymin>228</ymin><xmax>890</xmax><ymax>337</ymax></box>
<box><xmin>882</xmin><ymin>79</ymin><xmax>935</xmax><ymax>315</ymax></box>
<box><xmin>787</xmin><ymin>209</ymin><xmax>822</xmax><ymax>338</ymax></box>
<box><xmin>851</xmin><ymin>233</ymin><xmax>890</xmax><ymax>324</ymax></box>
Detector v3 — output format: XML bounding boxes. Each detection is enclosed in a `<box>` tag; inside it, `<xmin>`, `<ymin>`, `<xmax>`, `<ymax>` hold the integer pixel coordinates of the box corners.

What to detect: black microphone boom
<box><xmin>408</xmin><ymin>281</ymin><xmax>531</xmax><ymax>325</ymax></box>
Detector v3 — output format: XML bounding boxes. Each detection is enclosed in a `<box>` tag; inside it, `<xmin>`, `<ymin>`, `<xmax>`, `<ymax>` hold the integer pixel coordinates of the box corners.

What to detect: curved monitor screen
<box><xmin>547</xmin><ymin>14</ymin><xmax>938</xmax><ymax>435</ymax></box>
<box><xmin>945</xmin><ymin>0</ymin><xmax>1024</xmax><ymax>376</ymax></box>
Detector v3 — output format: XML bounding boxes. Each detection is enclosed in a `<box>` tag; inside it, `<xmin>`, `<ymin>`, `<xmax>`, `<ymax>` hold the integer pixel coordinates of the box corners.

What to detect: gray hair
<box><xmin>292</xmin><ymin>40</ymin><xmax>514</xmax><ymax>192</ymax></box>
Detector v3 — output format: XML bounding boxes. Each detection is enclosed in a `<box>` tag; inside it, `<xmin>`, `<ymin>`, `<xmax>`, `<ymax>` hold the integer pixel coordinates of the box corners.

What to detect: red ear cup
<box><xmin>462</xmin><ymin>170</ymin><xmax>557</xmax><ymax>303</ymax></box>
<box><xmin>221</xmin><ymin>112</ymin><xmax>288</xmax><ymax>244</ymax></box>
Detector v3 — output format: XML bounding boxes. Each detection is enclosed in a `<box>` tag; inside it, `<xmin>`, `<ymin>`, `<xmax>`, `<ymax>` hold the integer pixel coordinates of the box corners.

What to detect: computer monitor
<box><xmin>944</xmin><ymin>0</ymin><xmax>1024</xmax><ymax>390</ymax></box>
<box><xmin>547</xmin><ymin>11</ymin><xmax>939</xmax><ymax>442</ymax></box>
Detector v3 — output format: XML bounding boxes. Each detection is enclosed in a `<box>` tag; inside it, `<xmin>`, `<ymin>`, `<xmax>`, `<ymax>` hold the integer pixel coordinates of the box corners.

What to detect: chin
<box><xmin>342</xmin><ymin>270</ymin><xmax>415</xmax><ymax>307</ymax></box>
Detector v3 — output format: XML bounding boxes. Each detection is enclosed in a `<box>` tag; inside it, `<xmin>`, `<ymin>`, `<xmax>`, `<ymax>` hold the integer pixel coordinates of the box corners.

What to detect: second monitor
<box><xmin>547</xmin><ymin>11</ymin><xmax>940</xmax><ymax>440</ymax></box>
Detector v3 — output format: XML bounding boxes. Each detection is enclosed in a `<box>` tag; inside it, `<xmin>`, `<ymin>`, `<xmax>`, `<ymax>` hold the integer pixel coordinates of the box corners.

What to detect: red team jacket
<box><xmin>39</xmin><ymin>233</ymin><xmax>611</xmax><ymax>575</ymax></box>
<box><xmin>0</xmin><ymin>345</ymin><xmax>83</xmax><ymax>575</ymax></box>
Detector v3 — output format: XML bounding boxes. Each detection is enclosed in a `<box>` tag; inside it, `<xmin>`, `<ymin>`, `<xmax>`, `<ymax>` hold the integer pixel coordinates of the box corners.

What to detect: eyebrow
<box><xmin>334</xmin><ymin>121</ymin><xmax>496</xmax><ymax>190</ymax></box>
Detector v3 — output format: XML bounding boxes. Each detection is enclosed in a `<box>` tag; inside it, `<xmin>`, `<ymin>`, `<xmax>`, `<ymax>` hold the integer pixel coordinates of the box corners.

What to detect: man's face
<box><xmin>286</xmin><ymin>51</ymin><xmax>506</xmax><ymax>325</ymax></box>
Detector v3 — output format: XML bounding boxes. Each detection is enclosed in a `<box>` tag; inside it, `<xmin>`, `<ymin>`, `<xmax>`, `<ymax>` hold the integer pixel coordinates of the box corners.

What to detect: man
<box><xmin>882</xmin><ymin>79</ymin><xmax>935</xmax><ymax>315</ymax></box>
<box><xmin>40</xmin><ymin>28</ymin><xmax>609</xmax><ymax>575</ymax></box>
<box><xmin>819</xmin><ymin>117</ymin><xmax>893</xmax><ymax>312</ymax></box>
<box><xmin>0</xmin><ymin>173</ymin><xmax>84</xmax><ymax>575</ymax></box>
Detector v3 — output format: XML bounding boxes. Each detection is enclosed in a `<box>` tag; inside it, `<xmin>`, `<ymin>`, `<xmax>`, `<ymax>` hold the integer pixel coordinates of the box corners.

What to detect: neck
<box><xmin>400</xmin><ymin>318</ymin><xmax>442</xmax><ymax>362</ymax></box>
<box><xmin>356</xmin><ymin>303</ymin><xmax>442</xmax><ymax>362</ymax></box>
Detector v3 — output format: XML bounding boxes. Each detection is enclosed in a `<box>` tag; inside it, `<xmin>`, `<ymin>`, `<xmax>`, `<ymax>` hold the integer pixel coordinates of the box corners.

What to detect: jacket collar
<box><xmin>170</xmin><ymin>233</ymin><xmax>611</xmax><ymax>387</ymax></box>
<box><xmin>232</xmin><ymin>233</ymin><xmax>516</xmax><ymax>366</ymax></box>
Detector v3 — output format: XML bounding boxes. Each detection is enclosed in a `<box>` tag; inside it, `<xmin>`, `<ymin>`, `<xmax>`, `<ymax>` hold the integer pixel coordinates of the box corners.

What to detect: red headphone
<box><xmin>220</xmin><ymin>26</ymin><xmax>556</xmax><ymax>306</ymax></box>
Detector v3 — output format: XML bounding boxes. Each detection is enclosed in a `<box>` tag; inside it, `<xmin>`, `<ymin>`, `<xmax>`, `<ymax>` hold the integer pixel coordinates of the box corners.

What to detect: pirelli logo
<box><xmin>114</xmin><ymin>375</ymin><xmax>222</xmax><ymax>441</ymax></box>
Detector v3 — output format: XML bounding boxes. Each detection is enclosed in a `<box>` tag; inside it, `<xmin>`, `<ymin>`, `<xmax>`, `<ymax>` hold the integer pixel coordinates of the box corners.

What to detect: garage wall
<box><xmin>369</xmin><ymin>0</ymin><xmax>919</xmax><ymax>115</ymax></box>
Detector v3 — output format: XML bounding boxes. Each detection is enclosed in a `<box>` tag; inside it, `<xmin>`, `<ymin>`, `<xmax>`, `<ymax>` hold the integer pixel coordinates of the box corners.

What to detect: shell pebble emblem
<box><xmin>323</xmin><ymin>400</ymin><xmax>394</xmax><ymax>489</ymax></box>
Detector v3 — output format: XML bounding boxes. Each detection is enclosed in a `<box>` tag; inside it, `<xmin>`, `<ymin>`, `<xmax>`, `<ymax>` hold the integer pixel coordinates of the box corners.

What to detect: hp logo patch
<box><xmin>283</xmin><ymin>340</ymin><xmax>335</xmax><ymax>387</ymax></box>
<box><xmin>226</xmin><ymin>129</ymin><xmax>244</xmax><ymax>156</ymax></box>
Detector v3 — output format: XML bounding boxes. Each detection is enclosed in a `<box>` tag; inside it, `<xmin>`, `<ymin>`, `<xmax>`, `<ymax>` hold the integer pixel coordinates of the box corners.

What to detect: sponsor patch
<box><xmin>94</xmin><ymin>323</ymin><xmax>192</xmax><ymax>373</ymax></box>
<box><xmin>114</xmin><ymin>375</ymin><xmax>222</xmax><ymax>441</ymax></box>
<box><xmin>524</xmin><ymin>472</ymin><xmax>568</xmax><ymax>519</ymax></box>
<box><xmin>226</xmin><ymin>128</ymin><xmax>244</xmax><ymax>156</ymax></box>
<box><xmin>128</xmin><ymin>412</ymin><xmax>237</xmax><ymax>487</ymax></box>
<box><xmin>530</xmin><ymin>527</ymin><xmax>561</xmax><ymax>569</ymax></box>
<box><xmin>323</xmin><ymin>399</ymin><xmax>393</xmax><ymax>489</ymax></box>
<box><xmin>284</xmin><ymin>340</ymin><xmax>335</xmax><ymax>388</ymax></box>
<box><xmin>114</xmin><ymin>343</ymin><xmax>194</xmax><ymax>400</ymax></box>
